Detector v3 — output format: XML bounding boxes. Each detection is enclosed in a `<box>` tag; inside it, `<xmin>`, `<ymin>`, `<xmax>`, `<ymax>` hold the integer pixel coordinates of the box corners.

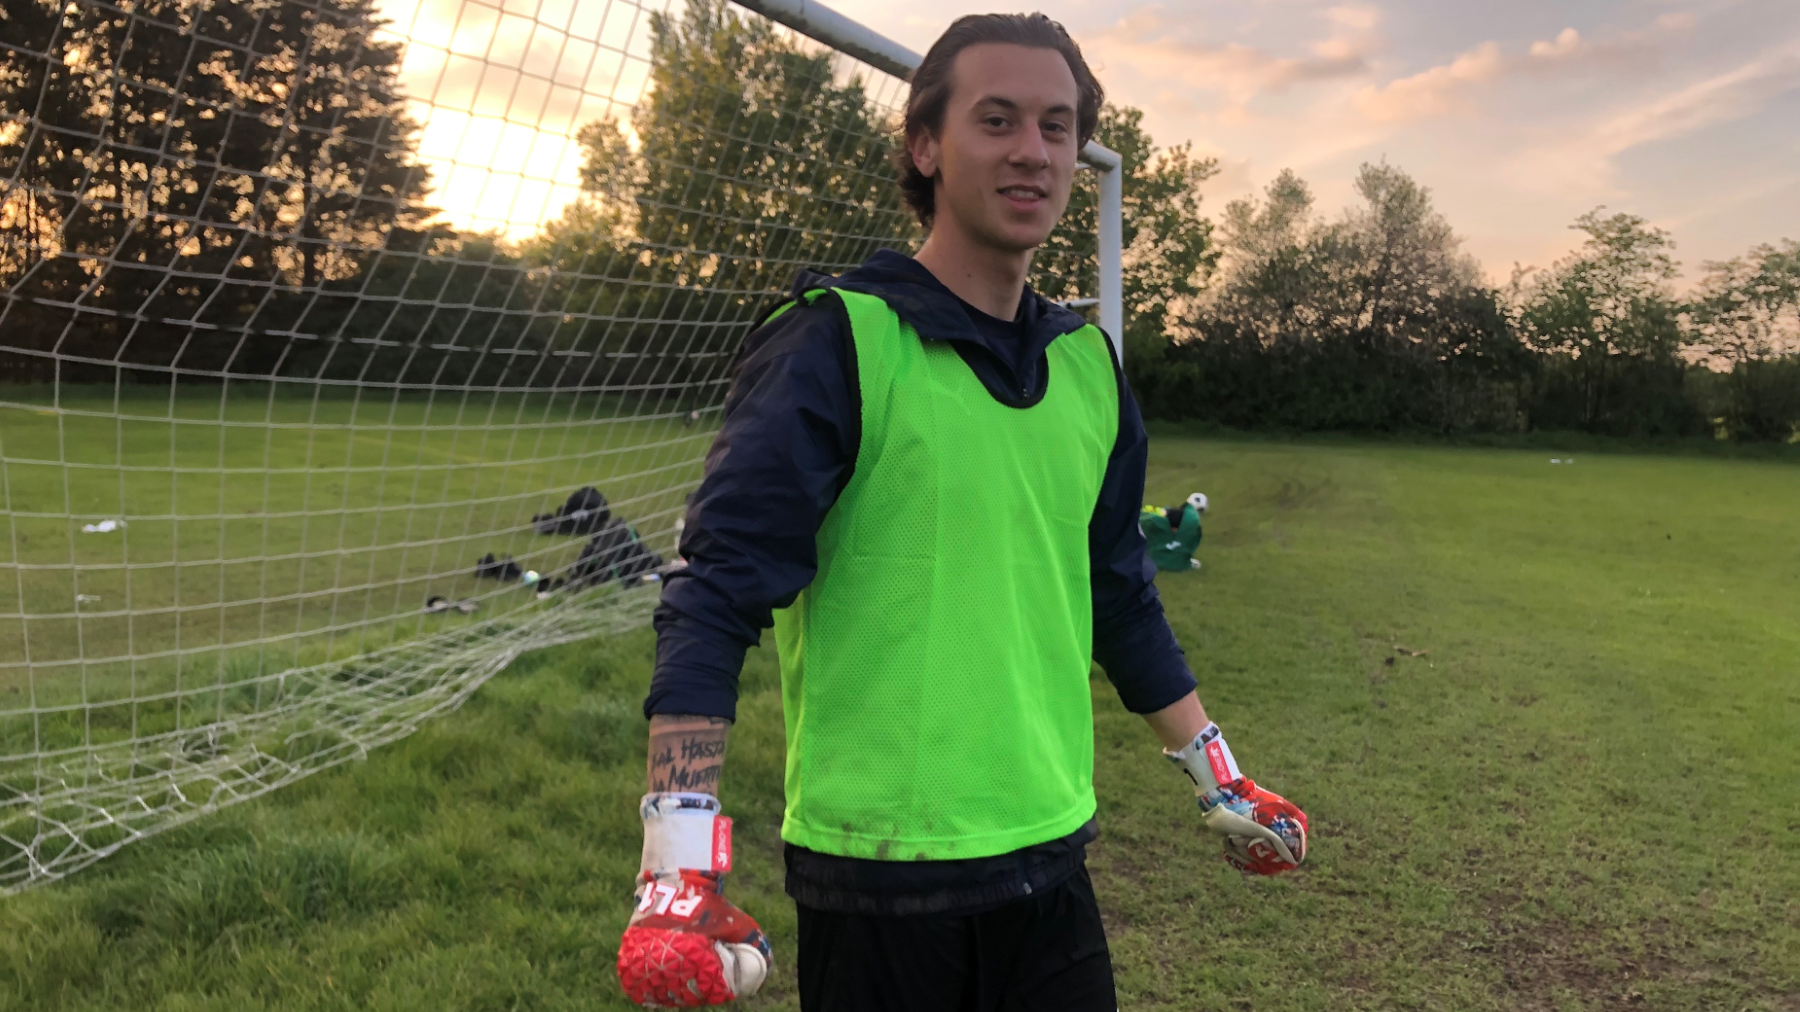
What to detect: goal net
<box><xmin>0</xmin><ymin>0</ymin><xmax>1104</xmax><ymax>891</ymax></box>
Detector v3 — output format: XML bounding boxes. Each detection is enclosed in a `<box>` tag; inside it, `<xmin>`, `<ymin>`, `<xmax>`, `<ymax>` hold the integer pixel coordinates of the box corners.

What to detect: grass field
<box><xmin>2</xmin><ymin>433</ymin><xmax>1798</xmax><ymax>1010</ymax></box>
<box><xmin>0</xmin><ymin>385</ymin><xmax>704</xmax><ymax>756</ymax></box>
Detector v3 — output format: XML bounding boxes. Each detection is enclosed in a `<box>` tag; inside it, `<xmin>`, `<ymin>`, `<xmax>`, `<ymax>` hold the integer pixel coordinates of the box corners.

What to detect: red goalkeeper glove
<box><xmin>616</xmin><ymin>793</ymin><xmax>771</xmax><ymax>1007</ymax></box>
<box><xmin>1165</xmin><ymin>724</ymin><xmax>1309</xmax><ymax>875</ymax></box>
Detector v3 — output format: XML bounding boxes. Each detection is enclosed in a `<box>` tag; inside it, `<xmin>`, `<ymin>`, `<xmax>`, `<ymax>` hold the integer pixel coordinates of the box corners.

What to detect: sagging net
<box><xmin>0</xmin><ymin>0</ymin><xmax>1100</xmax><ymax>891</ymax></box>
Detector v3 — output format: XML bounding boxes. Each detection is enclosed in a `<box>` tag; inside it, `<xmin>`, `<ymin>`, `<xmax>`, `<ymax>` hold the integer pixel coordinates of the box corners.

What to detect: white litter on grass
<box><xmin>1549</xmin><ymin>458</ymin><xmax>1576</xmax><ymax>465</ymax></box>
<box><xmin>423</xmin><ymin>596</ymin><xmax>480</xmax><ymax>614</ymax></box>
<box><xmin>75</xmin><ymin>594</ymin><xmax>100</xmax><ymax>604</ymax></box>
<box><xmin>81</xmin><ymin>519</ymin><xmax>125</xmax><ymax>533</ymax></box>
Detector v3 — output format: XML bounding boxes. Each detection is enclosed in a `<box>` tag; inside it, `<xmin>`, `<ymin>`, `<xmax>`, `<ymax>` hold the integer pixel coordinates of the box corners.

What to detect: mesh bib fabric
<box><xmin>773</xmin><ymin>289</ymin><xmax>1119</xmax><ymax>860</ymax></box>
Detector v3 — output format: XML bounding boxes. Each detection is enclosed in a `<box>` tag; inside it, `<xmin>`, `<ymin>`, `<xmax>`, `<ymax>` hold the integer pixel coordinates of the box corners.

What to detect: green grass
<box><xmin>0</xmin><ymin>385</ymin><xmax>705</xmax><ymax>755</ymax></box>
<box><xmin>3</xmin><ymin>435</ymin><xmax>1798</xmax><ymax>1010</ymax></box>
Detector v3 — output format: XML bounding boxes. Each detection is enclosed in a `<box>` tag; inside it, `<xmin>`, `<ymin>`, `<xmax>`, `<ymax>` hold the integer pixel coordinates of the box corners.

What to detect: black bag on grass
<box><xmin>473</xmin><ymin>553</ymin><xmax>523</xmax><ymax>581</ymax></box>
<box><xmin>568</xmin><ymin>520</ymin><xmax>664</xmax><ymax>588</ymax></box>
<box><xmin>533</xmin><ymin>486</ymin><xmax>610</xmax><ymax>536</ymax></box>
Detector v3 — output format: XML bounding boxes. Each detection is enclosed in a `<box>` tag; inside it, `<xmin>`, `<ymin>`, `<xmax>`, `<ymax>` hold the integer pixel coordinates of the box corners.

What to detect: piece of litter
<box><xmin>75</xmin><ymin>594</ymin><xmax>101</xmax><ymax>604</ymax></box>
<box><xmin>81</xmin><ymin>519</ymin><xmax>125</xmax><ymax>533</ymax></box>
<box><xmin>424</xmin><ymin>595</ymin><xmax>480</xmax><ymax>614</ymax></box>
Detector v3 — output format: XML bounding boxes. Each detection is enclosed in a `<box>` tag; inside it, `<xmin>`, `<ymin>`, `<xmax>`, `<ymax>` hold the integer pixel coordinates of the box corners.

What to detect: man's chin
<box><xmin>976</xmin><ymin>222</ymin><xmax>1056</xmax><ymax>255</ymax></box>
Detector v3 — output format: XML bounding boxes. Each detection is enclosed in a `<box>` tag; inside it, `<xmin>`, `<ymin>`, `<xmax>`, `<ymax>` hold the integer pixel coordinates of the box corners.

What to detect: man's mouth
<box><xmin>998</xmin><ymin>185</ymin><xmax>1048</xmax><ymax>207</ymax></box>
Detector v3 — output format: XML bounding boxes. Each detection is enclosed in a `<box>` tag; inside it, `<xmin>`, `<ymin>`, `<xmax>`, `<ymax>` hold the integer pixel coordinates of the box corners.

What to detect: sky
<box><xmin>836</xmin><ymin>0</ymin><xmax>1800</xmax><ymax>284</ymax></box>
<box><xmin>381</xmin><ymin>0</ymin><xmax>1800</xmax><ymax>286</ymax></box>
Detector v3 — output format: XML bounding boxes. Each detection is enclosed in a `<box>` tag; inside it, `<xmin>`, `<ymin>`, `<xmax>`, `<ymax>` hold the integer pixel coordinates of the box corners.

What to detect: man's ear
<box><xmin>907</xmin><ymin>128</ymin><xmax>941</xmax><ymax>182</ymax></box>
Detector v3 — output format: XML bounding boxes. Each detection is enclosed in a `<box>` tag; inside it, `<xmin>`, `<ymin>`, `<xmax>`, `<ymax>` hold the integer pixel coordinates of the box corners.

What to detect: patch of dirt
<box><xmin>1441</xmin><ymin>894</ymin><xmax>1793</xmax><ymax>1011</ymax></box>
<box><xmin>1477</xmin><ymin>924</ymin><xmax>1660</xmax><ymax>1009</ymax></box>
<box><xmin>1273</xmin><ymin>477</ymin><xmax>1337</xmax><ymax>513</ymax></box>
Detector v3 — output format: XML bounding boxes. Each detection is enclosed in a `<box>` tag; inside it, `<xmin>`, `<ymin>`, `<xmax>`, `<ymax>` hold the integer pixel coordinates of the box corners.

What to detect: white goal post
<box><xmin>0</xmin><ymin>0</ymin><xmax>1123</xmax><ymax>893</ymax></box>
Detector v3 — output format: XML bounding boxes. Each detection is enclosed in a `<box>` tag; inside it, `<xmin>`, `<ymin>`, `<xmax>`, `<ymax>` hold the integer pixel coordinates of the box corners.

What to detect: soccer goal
<box><xmin>0</xmin><ymin>0</ymin><xmax>1122</xmax><ymax>891</ymax></box>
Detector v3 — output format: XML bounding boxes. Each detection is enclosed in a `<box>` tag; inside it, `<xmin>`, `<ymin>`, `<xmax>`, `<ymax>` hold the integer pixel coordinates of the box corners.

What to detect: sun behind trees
<box><xmin>0</xmin><ymin>0</ymin><xmax>435</xmax><ymax>384</ymax></box>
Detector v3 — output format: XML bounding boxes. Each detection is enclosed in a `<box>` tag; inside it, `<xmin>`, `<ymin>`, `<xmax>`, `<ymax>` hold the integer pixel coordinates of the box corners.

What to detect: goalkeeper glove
<box><xmin>616</xmin><ymin>793</ymin><xmax>771</xmax><ymax>1007</ymax></box>
<box><xmin>1165</xmin><ymin>723</ymin><xmax>1309</xmax><ymax>875</ymax></box>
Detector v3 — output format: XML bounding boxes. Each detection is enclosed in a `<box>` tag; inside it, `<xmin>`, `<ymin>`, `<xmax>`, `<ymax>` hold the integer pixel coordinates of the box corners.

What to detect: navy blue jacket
<box><xmin>647</xmin><ymin>249</ymin><xmax>1196</xmax><ymax>721</ymax></box>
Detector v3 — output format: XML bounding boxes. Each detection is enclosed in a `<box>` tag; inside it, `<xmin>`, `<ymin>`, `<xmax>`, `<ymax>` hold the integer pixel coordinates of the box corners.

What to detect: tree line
<box><xmin>1109</xmin><ymin>152</ymin><xmax>1800</xmax><ymax>441</ymax></box>
<box><xmin>4</xmin><ymin>0</ymin><xmax>1794</xmax><ymax>439</ymax></box>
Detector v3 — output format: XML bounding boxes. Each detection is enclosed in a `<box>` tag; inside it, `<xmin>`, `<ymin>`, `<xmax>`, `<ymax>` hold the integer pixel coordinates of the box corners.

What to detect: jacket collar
<box><xmin>789</xmin><ymin>249</ymin><xmax>1089</xmax><ymax>362</ymax></box>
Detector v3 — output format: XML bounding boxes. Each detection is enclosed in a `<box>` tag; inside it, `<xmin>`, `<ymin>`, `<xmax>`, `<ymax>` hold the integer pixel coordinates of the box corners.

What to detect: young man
<box><xmin>616</xmin><ymin>14</ymin><xmax>1308</xmax><ymax>1010</ymax></box>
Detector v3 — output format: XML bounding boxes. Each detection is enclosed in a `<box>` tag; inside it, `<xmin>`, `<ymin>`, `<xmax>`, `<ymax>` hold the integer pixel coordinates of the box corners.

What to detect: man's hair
<box><xmin>893</xmin><ymin>13</ymin><xmax>1104</xmax><ymax>228</ymax></box>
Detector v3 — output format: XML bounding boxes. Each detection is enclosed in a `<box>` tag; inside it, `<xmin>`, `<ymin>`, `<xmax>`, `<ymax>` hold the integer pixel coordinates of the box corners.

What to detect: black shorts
<box><xmin>796</xmin><ymin>863</ymin><xmax>1115</xmax><ymax>1012</ymax></box>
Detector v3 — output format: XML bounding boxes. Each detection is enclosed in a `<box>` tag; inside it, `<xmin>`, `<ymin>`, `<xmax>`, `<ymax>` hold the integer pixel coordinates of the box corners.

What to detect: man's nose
<box><xmin>1008</xmin><ymin>127</ymin><xmax>1050</xmax><ymax>169</ymax></box>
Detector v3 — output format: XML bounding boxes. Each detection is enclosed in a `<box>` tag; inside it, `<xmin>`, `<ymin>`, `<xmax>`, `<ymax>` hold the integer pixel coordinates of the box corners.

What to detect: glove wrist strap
<box><xmin>639</xmin><ymin>792</ymin><xmax>732</xmax><ymax>874</ymax></box>
<box><xmin>1163</xmin><ymin>722</ymin><xmax>1241</xmax><ymax>794</ymax></box>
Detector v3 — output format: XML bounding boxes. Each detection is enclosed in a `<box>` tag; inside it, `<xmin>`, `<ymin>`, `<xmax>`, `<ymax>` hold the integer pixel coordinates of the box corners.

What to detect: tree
<box><xmin>1206</xmin><ymin>164</ymin><xmax>1485</xmax><ymax>349</ymax></box>
<box><xmin>1204</xmin><ymin>169</ymin><xmax>1328</xmax><ymax>346</ymax></box>
<box><xmin>1687</xmin><ymin>239</ymin><xmax>1800</xmax><ymax>366</ymax></box>
<box><xmin>0</xmin><ymin>0</ymin><xmax>433</xmax><ymax>383</ymax></box>
<box><xmin>1686</xmin><ymin>239</ymin><xmax>1800</xmax><ymax>440</ymax></box>
<box><xmin>525</xmin><ymin>0</ymin><xmax>909</xmax><ymax>397</ymax></box>
<box><xmin>1509</xmin><ymin>209</ymin><xmax>1692</xmax><ymax>433</ymax></box>
<box><xmin>1146</xmin><ymin>163</ymin><xmax>1522</xmax><ymax>432</ymax></box>
<box><xmin>1038</xmin><ymin>104</ymin><xmax>1217</xmax><ymax>353</ymax></box>
<box><xmin>1326</xmin><ymin>162</ymin><xmax>1483</xmax><ymax>345</ymax></box>
<box><xmin>536</xmin><ymin>0</ymin><xmax>909</xmax><ymax>285</ymax></box>
<box><xmin>1215</xmin><ymin>169</ymin><xmax>1316</xmax><ymax>292</ymax></box>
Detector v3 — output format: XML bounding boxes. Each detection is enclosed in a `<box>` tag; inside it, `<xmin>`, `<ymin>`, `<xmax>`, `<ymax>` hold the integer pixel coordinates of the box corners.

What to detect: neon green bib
<box><xmin>773</xmin><ymin>289</ymin><xmax>1119</xmax><ymax>860</ymax></box>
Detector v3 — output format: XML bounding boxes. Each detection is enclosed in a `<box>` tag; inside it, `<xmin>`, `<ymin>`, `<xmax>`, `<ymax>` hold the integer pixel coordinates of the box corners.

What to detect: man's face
<box><xmin>910</xmin><ymin>43</ymin><xmax>1081</xmax><ymax>254</ymax></box>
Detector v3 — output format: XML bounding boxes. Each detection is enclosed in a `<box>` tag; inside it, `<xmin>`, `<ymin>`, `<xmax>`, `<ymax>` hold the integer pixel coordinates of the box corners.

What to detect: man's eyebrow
<box><xmin>973</xmin><ymin>96</ymin><xmax>1076</xmax><ymax>117</ymax></box>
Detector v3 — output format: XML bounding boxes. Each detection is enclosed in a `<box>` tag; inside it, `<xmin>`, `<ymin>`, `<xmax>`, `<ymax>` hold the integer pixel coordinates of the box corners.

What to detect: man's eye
<box><xmin>984</xmin><ymin>116</ymin><xmax>1009</xmax><ymax>129</ymax></box>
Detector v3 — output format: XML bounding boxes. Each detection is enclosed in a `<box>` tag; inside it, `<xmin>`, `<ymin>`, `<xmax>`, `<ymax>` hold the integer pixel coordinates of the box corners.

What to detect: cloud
<box><xmin>1512</xmin><ymin>41</ymin><xmax>1800</xmax><ymax>193</ymax></box>
<box><xmin>1095</xmin><ymin>5</ymin><xmax>1374</xmax><ymax>111</ymax></box>
<box><xmin>1530</xmin><ymin>28</ymin><xmax>1585</xmax><ymax>60</ymax></box>
<box><xmin>1348</xmin><ymin>13</ymin><xmax>1703</xmax><ymax>126</ymax></box>
<box><xmin>1591</xmin><ymin>43</ymin><xmax>1800</xmax><ymax>157</ymax></box>
<box><xmin>1323</xmin><ymin>5</ymin><xmax>1378</xmax><ymax>32</ymax></box>
<box><xmin>1351</xmin><ymin>41</ymin><xmax>1505</xmax><ymax>121</ymax></box>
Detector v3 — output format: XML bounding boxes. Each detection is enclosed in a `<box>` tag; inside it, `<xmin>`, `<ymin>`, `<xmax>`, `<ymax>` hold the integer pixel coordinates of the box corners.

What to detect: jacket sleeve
<box><xmin>644</xmin><ymin>299</ymin><xmax>859</xmax><ymax>721</ymax></box>
<box><xmin>1089</xmin><ymin>366</ymin><xmax>1199</xmax><ymax>714</ymax></box>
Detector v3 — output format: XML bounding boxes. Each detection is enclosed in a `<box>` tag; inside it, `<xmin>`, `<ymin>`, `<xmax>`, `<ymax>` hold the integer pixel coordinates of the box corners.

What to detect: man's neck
<box><xmin>913</xmin><ymin>221</ymin><xmax>1032</xmax><ymax>321</ymax></box>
